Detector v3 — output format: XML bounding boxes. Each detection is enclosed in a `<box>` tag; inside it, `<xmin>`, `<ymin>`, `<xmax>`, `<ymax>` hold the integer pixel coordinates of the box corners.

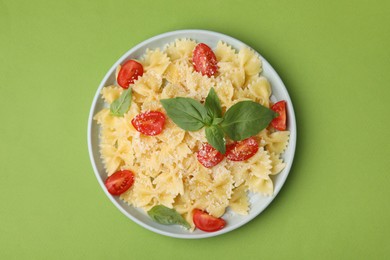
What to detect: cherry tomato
<box><xmin>131</xmin><ymin>111</ymin><xmax>166</xmax><ymax>136</ymax></box>
<box><xmin>226</xmin><ymin>137</ymin><xmax>259</xmax><ymax>161</ymax></box>
<box><xmin>197</xmin><ymin>143</ymin><xmax>224</xmax><ymax>168</ymax></box>
<box><xmin>271</xmin><ymin>100</ymin><xmax>287</xmax><ymax>131</ymax></box>
<box><xmin>105</xmin><ymin>170</ymin><xmax>135</xmax><ymax>195</ymax></box>
<box><xmin>117</xmin><ymin>60</ymin><xmax>144</xmax><ymax>89</ymax></box>
<box><xmin>192</xmin><ymin>43</ymin><xmax>218</xmax><ymax>77</ymax></box>
<box><xmin>193</xmin><ymin>209</ymin><xmax>226</xmax><ymax>232</ymax></box>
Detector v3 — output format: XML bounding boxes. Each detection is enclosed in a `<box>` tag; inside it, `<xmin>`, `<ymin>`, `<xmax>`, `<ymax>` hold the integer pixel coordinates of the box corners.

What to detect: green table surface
<box><xmin>1</xmin><ymin>0</ymin><xmax>389</xmax><ymax>259</ymax></box>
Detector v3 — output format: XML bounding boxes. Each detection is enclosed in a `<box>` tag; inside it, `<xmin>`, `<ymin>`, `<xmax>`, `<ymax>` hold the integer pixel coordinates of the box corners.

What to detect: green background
<box><xmin>1</xmin><ymin>0</ymin><xmax>389</xmax><ymax>259</ymax></box>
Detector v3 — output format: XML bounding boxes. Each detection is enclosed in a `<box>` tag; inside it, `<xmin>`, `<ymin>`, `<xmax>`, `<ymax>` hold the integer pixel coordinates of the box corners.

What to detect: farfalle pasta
<box><xmin>94</xmin><ymin>39</ymin><xmax>290</xmax><ymax>230</ymax></box>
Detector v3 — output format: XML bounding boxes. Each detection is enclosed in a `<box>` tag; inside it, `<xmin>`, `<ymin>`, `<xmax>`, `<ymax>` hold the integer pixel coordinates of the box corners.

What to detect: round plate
<box><xmin>87</xmin><ymin>29</ymin><xmax>297</xmax><ymax>239</ymax></box>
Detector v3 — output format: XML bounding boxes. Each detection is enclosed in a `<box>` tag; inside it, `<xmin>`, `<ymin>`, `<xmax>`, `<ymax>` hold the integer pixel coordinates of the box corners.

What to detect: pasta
<box><xmin>140</xmin><ymin>48</ymin><xmax>170</xmax><ymax>76</ymax></box>
<box><xmin>94</xmin><ymin>39</ymin><xmax>290</xmax><ymax>230</ymax></box>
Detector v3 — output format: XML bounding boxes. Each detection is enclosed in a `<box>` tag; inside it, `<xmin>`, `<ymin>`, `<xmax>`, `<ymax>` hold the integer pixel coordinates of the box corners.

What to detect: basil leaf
<box><xmin>205</xmin><ymin>125</ymin><xmax>226</xmax><ymax>154</ymax></box>
<box><xmin>147</xmin><ymin>205</ymin><xmax>190</xmax><ymax>229</ymax></box>
<box><xmin>204</xmin><ymin>87</ymin><xmax>222</xmax><ymax>118</ymax></box>
<box><xmin>221</xmin><ymin>101</ymin><xmax>278</xmax><ymax>141</ymax></box>
<box><xmin>160</xmin><ymin>97</ymin><xmax>209</xmax><ymax>131</ymax></box>
<box><xmin>212</xmin><ymin>117</ymin><xmax>224</xmax><ymax>125</ymax></box>
<box><xmin>110</xmin><ymin>88</ymin><xmax>132</xmax><ymax>117</ymax></box>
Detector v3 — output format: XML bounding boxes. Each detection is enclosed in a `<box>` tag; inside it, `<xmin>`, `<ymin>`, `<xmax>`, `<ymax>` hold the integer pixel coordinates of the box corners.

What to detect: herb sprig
<box><xmin>160</xmin><ymin>88</ymin><xmax>277</xmax><ymax>153</ymax></box>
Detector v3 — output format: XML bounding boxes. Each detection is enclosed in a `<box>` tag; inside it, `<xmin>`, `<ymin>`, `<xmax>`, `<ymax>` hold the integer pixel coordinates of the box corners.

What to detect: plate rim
<box><xmin>87</xmin><ymin>29</ymin><xmax>297</xmax><ymax>239</ymax></box>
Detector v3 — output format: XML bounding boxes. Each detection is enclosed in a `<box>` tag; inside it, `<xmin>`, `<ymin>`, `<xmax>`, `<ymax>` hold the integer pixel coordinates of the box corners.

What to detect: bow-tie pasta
<box><xmin>94</xmin><ymin>39</ymin><xmax>290</xmax><ymax>230</ymax></box>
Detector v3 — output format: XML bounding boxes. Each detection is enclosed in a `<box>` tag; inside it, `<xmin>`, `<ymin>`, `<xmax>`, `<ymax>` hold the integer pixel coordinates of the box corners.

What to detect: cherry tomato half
<box><xmin>226</xmin><ymin>137</ymin><xmax>259</xmax><ymax>161</ymax></box>
<box><xmin>131</xmin><ymin>111</ymin><xmax>166</xmax><ymax>136</ymax></box>
<box><xmin>105</xmin><ymin>170</ymin><xmax>135</xmax><ymax>196</ymax></box>
<box><xmin>197</xmin><ymin>143</ymin><xmax>224</xmax><ymax>168</ymax></box>
<box><xmin>193</xmin><ymin>209</ymin><xmax>226</xmax><ymax>232</ymax></box>
<box><xmin>192</xmin><ymin>43</ymin><xmax>218</xmax><ymax>77</ymax></box>
<box><xmin>271</xmin><ymin>100</ymin><xmax>287</xmax><ymax>131</ymax></box>
<box><xmin>117</xmin><ymin>60</ymin><xmax>144</xmax><ymax>89</ymax></box>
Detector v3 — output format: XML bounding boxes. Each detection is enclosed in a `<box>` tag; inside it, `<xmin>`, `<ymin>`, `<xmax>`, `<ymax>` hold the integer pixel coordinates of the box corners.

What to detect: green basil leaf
<box><xmin>205</xmin><ymin>125</ymin><xmax>226</xmax><ymax>154</ymax></box>
<box><xmin>212</xmin><ymin>117</ymin><xmax>224</xmax><ymax>125</ymax></box>
<box><xmin>160</xmin><ymin>97</ymin><xmax>209</xmax><ymax>131</ymax></box>
<box><xmin>147</xmin><ymin>205</ymin><xmax>190</xmax><ymax>229</ymax></box>
<box><xmin>204</xmin><ymin>87</ymin><xmax>222</xmax><ymax>118</ymax></box>
<box><xmin>221</xmin><ymin>100</ymin><xmax>278</xmax><ymax>141</ymax></box>
<box><xmin>110</xmin><ymin>88</ymin><xmax>132</xmax><ymax>117</ymax></box>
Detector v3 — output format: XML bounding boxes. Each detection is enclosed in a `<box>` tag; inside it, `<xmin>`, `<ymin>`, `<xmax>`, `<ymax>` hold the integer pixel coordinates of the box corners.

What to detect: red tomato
<box><xmin>226</xmin><ymin>137</ymin><xmax>259</xmax><ymax>161</ymax></box>
<box><xmin>271</xmin><ymin>100</ymin><xmax>287</xmax><ymax>131</ymax></box>
<box><xmin>197</xmin><ymin>143</ymin><xmax>224</xmax><ymax>168</ymax></box>
<box><xmin>193</xmin><ymin>209</ymin><xmax>226</xmax><ymax>232</ymax></box>
<box><xmin>192</xmin><ymin>43</ymin><xmax>218</xmax><ymax>77</ymax></box>
<box><xmin>117</xmin><ymin>60</ymin><xmax>144</xmax><ymax>89</ymax></box>
<box><xmin>105</xmin><ymin>170</ymin><xmax>135</xmax><ymax>195</ymax></box>
<box><xmin>131</xmin><ymin>111</ymin><xmax>166</xmax><ymax>136</ymax></box>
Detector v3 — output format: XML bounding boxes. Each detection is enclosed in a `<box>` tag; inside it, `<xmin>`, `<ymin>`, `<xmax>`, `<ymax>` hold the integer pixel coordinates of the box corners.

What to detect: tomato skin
<box><xmin>271</xmin><ymin>100</ymin><xmax>287</xmax><ymax>131</ymax></box>
<box><xmin>226</xmin><ymin>137</ymin><xmax>259</xmax><ymax>161</ymax></box>
<box><xmin>192</xmin><ymin>43</ymin><xmax>218</xmax><ymax>77</ymax></box>
<box><xmin>193</xmin><ymin>209</ymin><xmax>226</xmax><ymax>232</ymax></box>
<box><xmin>105</xmin><ymin>170</ymin><xmax>135</xmax><ymax>195</ymax></box>
<box><xmin>197</xmin><ymin>143</ymin><xmax>224</xmax><ymax>168</ymax></box>
<box><xmin>131</xmin><ymin>111</ymin><xmax>166</xmax><ymax>136</ymax></box>
<box><xmin>117</xmin><ymin>60</ymin><xmax>144</xmax><ymax>89</ymax></box>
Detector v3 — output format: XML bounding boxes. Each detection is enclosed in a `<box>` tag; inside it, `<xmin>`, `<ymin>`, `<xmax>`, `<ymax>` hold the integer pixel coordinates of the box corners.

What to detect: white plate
<box><xmin>87</xmin><ymin>29</ymin><xmax>297</xmax><ymax>239</ymax></box>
